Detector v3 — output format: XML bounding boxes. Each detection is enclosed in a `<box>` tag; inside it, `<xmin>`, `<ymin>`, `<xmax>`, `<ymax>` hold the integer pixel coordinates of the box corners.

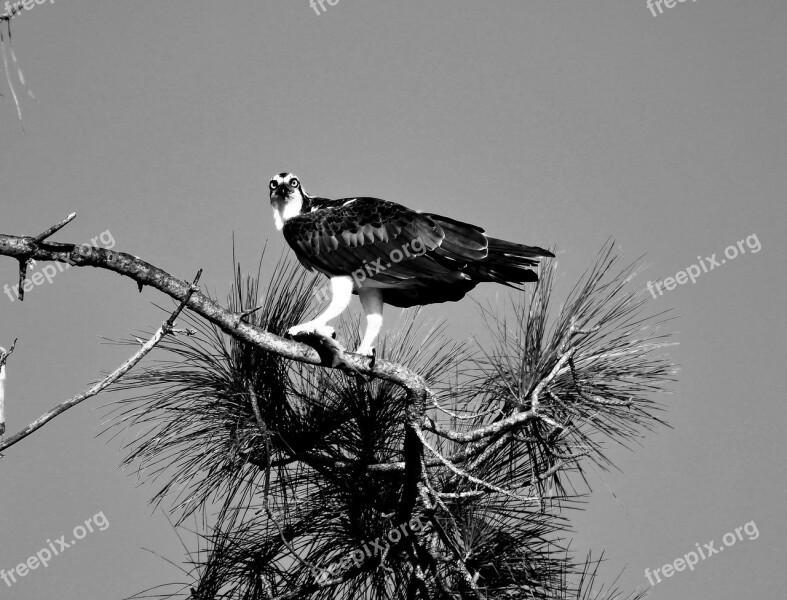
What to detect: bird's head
<box><xmin>269</xmin><ymin>172</ymin><xmax>307</xmax><ymax>231</ymax></box>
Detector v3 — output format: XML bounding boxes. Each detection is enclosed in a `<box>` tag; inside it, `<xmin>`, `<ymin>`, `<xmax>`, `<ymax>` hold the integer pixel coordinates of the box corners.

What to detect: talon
<box><xmin>288</xmin><ymin>323</ymin><xmax>309</xmax><ymax>336</ymax></box>
<box><xmin>313</xmin><ymin>324</ymin><xmax>335</xmax><ymax>339</ymax></box>
<box><xmin>288</xmin><ymin>323</ymin><xmax>336</xmax><ymax>340</ymax></box>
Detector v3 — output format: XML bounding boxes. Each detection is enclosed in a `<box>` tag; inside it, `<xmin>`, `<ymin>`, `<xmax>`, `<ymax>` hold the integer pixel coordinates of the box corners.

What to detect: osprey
<box><xmin>270</xmin><ymin>173</ymin><xmax>553</xmax><ymax>356</ymax></box>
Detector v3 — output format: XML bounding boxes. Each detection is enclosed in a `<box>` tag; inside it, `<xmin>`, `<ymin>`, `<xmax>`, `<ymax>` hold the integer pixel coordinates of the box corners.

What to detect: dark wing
<box><xmin>282</xmin><ymin>197</ymin><xmax>485</xmax><ymax>286</ymax></box>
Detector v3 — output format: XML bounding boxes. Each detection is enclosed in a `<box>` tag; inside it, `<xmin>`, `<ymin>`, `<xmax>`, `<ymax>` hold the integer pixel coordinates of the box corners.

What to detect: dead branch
<box><xmin>0</xmin><ymin>271</ymin><xmax>202</xmax><ymax>453</ymax></box>
<box><xmin>0</xmin><ymin>214</ymin><xmax>431</xmax><ymax>402</ymax></box>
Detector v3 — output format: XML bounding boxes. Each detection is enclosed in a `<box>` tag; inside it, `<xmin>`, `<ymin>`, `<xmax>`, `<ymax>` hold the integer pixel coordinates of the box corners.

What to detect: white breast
<box><xmin>272</xmin><ymin>197</ymin><xmax>304</xmax><ymax>231</ymax></box>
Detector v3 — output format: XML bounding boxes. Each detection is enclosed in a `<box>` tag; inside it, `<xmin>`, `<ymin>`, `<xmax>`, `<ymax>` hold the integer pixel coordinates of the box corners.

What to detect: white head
<box><xmin>269</xmin><ymin>172</ymin><xmax>306</xmax><ymax>231</ymax></box>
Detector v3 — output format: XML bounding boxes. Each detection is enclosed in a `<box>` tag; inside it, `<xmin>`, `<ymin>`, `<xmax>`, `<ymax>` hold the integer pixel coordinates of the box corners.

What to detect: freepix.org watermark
<box><xmin>312</xmin><ymin>237</ymin><xmax>427</xmax><ymax>305</ymax></box>
<box><xmin>647</xmin><ymin>233</ymin><xmax>761</xmax><ymax>299</ymax></box>
<box><xmin>1</xmin><ymin>511</ymin><xmax>110</xmax><ymax>589</ymax></box>
<box><xmin>3</xmin><ymin>230</ymin><xmax>116</xmax><ymax>302</ymax></box>
<box><xmin>313</xmin><ymin>516</ymin><xmax>425</xmax><ymax>583</ymax></box>
<box><xmin>1</xmin><ymin>0</ymin><xmax>54</xmax><ymax>20</ymax></box>
<box><xmin>644</xmin><ymin>520</ymin><xmax>758</xmax><ymax>586</ymax></box>
<box><xmin>646</xmin><ymin>0</ymin><xmax>697</xmax><ymax>18</ymax></box>
<box><xmin>309</xmin><ymin>0</ymin><xmax>340</xmax><ymax>16</ymax></box>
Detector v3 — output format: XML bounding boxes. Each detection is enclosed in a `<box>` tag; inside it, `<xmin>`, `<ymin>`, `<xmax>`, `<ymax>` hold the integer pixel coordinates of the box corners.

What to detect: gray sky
<box><xmin>0</xmin><ymin>1</ymin><xmax>785</xmax><ymax>598</ymax></box>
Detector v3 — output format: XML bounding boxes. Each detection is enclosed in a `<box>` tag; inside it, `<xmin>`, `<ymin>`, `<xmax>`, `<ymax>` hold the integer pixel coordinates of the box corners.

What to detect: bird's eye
<box><xmin>269</xmin><ymin>181</ymin><xmax>277</xmax><ymax>190</ymax></box>
<box><xmin>290</xmin><ymin>178</ymin><xmax>300</xmax><ymax>188</ymax></box>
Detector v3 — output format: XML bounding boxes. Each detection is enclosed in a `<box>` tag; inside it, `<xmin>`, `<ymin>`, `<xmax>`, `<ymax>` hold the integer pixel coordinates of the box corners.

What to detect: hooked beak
<box><xmin>271</xmin><ymin>184</ymin><xmax>292</xmax><ymax>200</ymax></box>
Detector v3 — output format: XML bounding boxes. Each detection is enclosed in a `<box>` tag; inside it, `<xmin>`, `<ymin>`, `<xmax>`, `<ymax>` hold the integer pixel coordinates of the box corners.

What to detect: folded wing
<box><xmin>282</xmin><ymin>197</ymin><xmax>552</xmax><ymax>306</ymax></box>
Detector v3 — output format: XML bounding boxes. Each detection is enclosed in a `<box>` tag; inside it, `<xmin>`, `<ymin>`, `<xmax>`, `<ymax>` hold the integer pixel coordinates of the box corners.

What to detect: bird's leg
<box><xmin>288</xmin><ymin>276</ymin><xmax>353</xmax><ymax>340</ymax></box>
<box><xmin>355</xmin><ymin>287</ymin><xmax>384</xmax><ymax>356</ymax></box>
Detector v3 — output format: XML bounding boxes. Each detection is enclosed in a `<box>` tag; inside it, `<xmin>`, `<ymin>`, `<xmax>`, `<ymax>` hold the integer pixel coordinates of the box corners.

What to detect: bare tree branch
<box><xmin>0</xmin><ymin>271</ymin><xmax>202</xmax><ymax>453</ymax></box>
<box><xmin>0</xmin><ymin>215</ymin><xmax>431</xmax><ymax>402</ymax></box>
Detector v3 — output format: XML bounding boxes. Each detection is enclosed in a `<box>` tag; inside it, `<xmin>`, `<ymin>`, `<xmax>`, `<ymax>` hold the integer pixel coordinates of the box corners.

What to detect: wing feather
<box><xmin>281</xmin><ymin>197</ymin><xmax>549</xmax><ymax>294</ymax></box>
<box><xmin>283</xmin><ymin>197</ymin><xmax>463</xmax><ymax>282</ymax></box>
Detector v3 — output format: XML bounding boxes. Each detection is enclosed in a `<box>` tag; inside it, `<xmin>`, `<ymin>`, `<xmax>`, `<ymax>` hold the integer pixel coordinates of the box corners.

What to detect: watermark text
<box><xmin>647</xmin><ymin>233</ymin><xmax>760</xmax><ymax>299</ymax></box>
<box><xmin>3</xmin><ymin>230</ymin><xmax>116</xmax><ymax>302</ymax></box>
<box><xmin>647</xmin><ymin>0</ymin><xmax>697</xmax><ymax>18</ymax></box>
<box><xmin>1</xmin><ymin>511</ymin><xmax>110</xmax><ymax>588</ymax></box>
<box><xmin>313</xmin><ymin>516</ymin><xmax>425</xmax><ymax>583</ymax></box>
<box><xmin>644</xmin><ymin>520</ymin><xmax>759</xmax><ymax>586</ymax></box>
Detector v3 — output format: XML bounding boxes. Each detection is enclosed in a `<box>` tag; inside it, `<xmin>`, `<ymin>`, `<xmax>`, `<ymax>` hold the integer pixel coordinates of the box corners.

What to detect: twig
<box><xmin>0</xmin><ymin>18</ymin><xmax>21</xmax><ymax>126</ymax></box>
<box><xmin>16</xmin><ymin>257</ymin><xmax>28</xmax><ymax>301</ymax></box>
<box><xmin>33</xmin><ymin>212</ymin><xmax>77</xmax><ymax>243</ymax></box>
<box><xmin>15</xmin><ymin>213</ymin><xmax>78</xmax><ymax>301</ymax></box>
<box><xmin>0</xmin><ymin>339</ymin><xmax>17</xmax><ymax>437</ymax></box>
<box><xmin>414</xmin><ymin>423</ymin><xmax>538</xmax><ymax>503</ymax></box>
<box><xmin>437</xmin><ymin>490</ymin><xmax>485</xmax><ymax>499</ymax></box>
<box><xmin>164</xmin><ymin>269</ymin><xmax>201</xmax><ymax>330</ymax></box>
<box><xmin>0</xmin><ymin>3</ymin><xmax>23</xmax><ymax>23</ymax></box>
<box><xmin>424</xmin><ymin>319</ymin><xmax>600</xmax><ymax>443</ymax></box>
<box><xmin>568</xmin><ymin>356</ymin><xmax>633</xmax><ymax>407</ymax></box>
<box><xmin>417</xmin><ymin>482</ymin><xmax>484</xmax><ymax>599</ymax></box>
<box><xmin>431</xmin><ymin>393</ymin><xmax>500</xmax><ymax>421</ymax></box>
<box><xmin>235</xmin><ymin>304</ymin><xmax>263</xmax><ymax>325</ymax></box>
<box><xmin>0</xmin><ymin>271</ymin><xmax>202</xmax><ymax>453</ymax></box>
<box><xmin>247</xmin><ymin>382</ymin><xmax>272</xmax><ymax>503</ymax></box>
<box><xmin>425</xmin><ymin>409</ymin><xmax>539</xmax><ymax>443</ymax></box>
<box><xmin>0</xmin><ymin>338</ymin><xmax>17</xmax><ymax>369</ymax></box>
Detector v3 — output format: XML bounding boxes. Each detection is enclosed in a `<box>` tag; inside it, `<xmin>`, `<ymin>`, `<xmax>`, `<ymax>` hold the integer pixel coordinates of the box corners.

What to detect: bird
<box><xmin>269</xmin><ymin>172</ymin><xmax>554</xmax><ymax>356</ymax></box>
